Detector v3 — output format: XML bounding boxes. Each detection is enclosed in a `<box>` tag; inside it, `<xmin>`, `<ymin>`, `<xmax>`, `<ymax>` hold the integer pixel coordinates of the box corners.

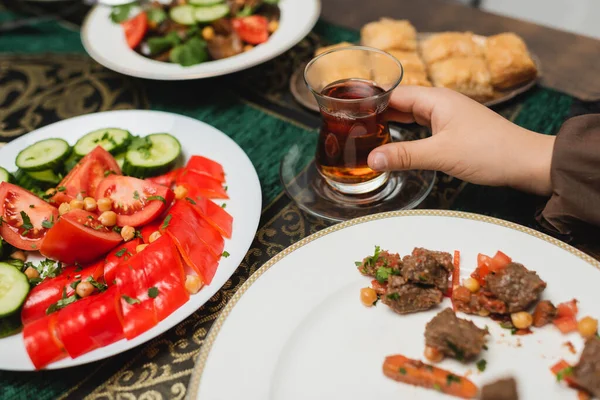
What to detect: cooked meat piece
<box><xmin>532</xmin><ymin>300</ymin><xmax>557</xmax><ymax>327</ymax></box>
<box><xmin>212</xmin><ymin>18</ymin><xmax>233</xmax><ymax>35</ymax></box>
<box><xmin>573</xmin><ymin>337</ymin><xmax>600</xmax><ymax>398</ymax></box>
<box><xmin>485</xmin><ymin>263</ymin><xmax>546</xmax><ymax>313</ymax></box>
<box><xmin>481</xmin><ymin>377</ymin><xmax>519</xmax><ymax>400</ymax></box>
<box><xmin>381</xmin><ymin>275</ymin><xmax>443</xmax><ymax>314</ymax></box>
<box><xmin>207</xmin><ymin>33</ymin><xmax>243</xmax><ymax>60</ymax></box>
<box><xmin>256</xmin><ymin>3</ymin><xmax>280</xmax><ymax>21</ymax></box>
<box><xmin>425</xmin><ymin>308</ymin><xmax>487</xmax><ymax>360</ymax></box>
<box><xmin>401</xmin><ymin>247</ymin><xmax>453</xmax><ymax>291</ymax></box>
<box><xmin>357</xmin><ymin>249</ymin><xmax>402</xmax><ymax>279</ymax></box>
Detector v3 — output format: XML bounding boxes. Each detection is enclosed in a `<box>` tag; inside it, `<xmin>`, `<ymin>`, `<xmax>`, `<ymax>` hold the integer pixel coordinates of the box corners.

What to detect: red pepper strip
<box><xmin>23</xmin><ymin>313</ymin><xmax>66</xmax><ymax>369</ymax></box>
<box><xmin>21</xmin><ymin>275</ymin><xmax>68</xmax><ymax>326</ymax></box>
<box><xmin>146</xmin><ymin>168</ymin><xmax>183</xmax><ymax>188</ymax></box>
<box><xmin>140</xmin><ymin>220</ymin><xmax>162</xmax><ymax>244</ymax></box>
<box><xmin>189</xmin><ymin>196</ymin><xmax>233</xmax><ymax>239</ymax></box>
<box><xmin>56</xmin><ymin>294</ymin><xmax>100</xmax><ymax>358</ymax></box>
<box><xmin>85</xmin><ymin>286</ymin><xmax>124</xmax><ymax>347</ymax></box>
<box><xmin>449</xmin><ymin>250</ymin><xmax>461</xmax><ymax>309</ymax></box>
<box><xmin>177</xmin><ymin>169</ymin><xmax>229</xmax><ymax>200</ymax></box>
<box><xmin>166</xmin><ymin>201</ymin><xmax>224</xmax><ymax>258</ymax></box>
<box><xmin>185</xmin><ymin>155</ymin><xmax>225</xmax><ymax>183</ymax></box>
<box><xmin>63</xmin><ymin>261</ymin><xmax>105</xmax><ymax>296</ymax></box>
<box><xmin>103</xmin><ymin>238</ymin><xmax>142</xmax><ymax>285</ymax></box>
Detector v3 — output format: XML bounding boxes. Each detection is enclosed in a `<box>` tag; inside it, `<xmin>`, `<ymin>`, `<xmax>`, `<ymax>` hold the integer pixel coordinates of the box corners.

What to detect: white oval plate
<box><xmin>188</xmin><ymin>210</ymin><xmax>600</xmax><ymax>399</ymax></box>
<box><xmin>81</xmin><ymin>0</ymin><xmax>321</xmax><ymax>80</ymax></box>
<box><xmin>0</xmin><ymin>110</ymin><xmax>262</xmax><ymax>370</ymax></box>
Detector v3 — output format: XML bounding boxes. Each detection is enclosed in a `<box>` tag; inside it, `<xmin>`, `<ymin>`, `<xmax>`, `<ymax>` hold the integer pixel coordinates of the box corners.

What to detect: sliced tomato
<box><xmin>96</xmin><ymin>175</ymin><xmax>173</xmax><ymax>227</ymax></box>
<box><xmin>146</xmin><ymin>168</ymin><xmax>182</xmax><ymax>188</ymax></box>
<box><xmin>188</xmin><ymin>196</ymin><xmax>233</xmax><ymax>239</ymax></box>
<box><xmin>103</xmin><ymin>239</ymin><xmax>141</xmax><ymax>285</ymax></box>
<box><xmin>52</xmin><ymin>146</ymin><xmax>121</xmax><ymax>205</ymax></box>
<box><xmin>0</xmin><ymin>183</ymin><xmax>58</xmax><ymax>251</ymax></box>
<box><xmin>56</xmin><ymin>294</ymin><xmax>100</xmax><ymax>358</ymax></box>
<box><xmin>177</xmin><ymin>169</ymin><xmax>229</xmax><ymax>199</ymax></box>
<box><xmin>21</xmin><ymin>275</ymin><xmax>69</xmax><ymax>326</ymax></box>
<box><xmin>40</xmin><ymin>209</ymin><xmax>123</xmax><ymax>264</ymax></box>
<box><xmin>556</xmin><ymin>299</ymin><xmax>579</xmax><ymax>318</ymax></box>
<box><xmin>23</xmin><ymin>314</ymin><xmax>66</xmax><ymax>370</ymax></box>
<box><xmin>492</xmin><ymin>251</ymin><xmax>512</xmax><ymax>268</ymax></box>
<box><xmin>185</xmin><ymin>156</ymin><xmax>225</xmax><ymax>183</ymax></box>
<box><xmin>232</xmin><ymin>15</ymin><xmax>269</xmax><ymax>45</ymax></box>
<box><xmin>123</xmin><ymin>12</ymin><xmax>147</xmax><ymax>49</ymax></box>
<box><xmin>85</xmin><ymin>286</ymin><xmax>124</xmax><ymax>347</ymax></box>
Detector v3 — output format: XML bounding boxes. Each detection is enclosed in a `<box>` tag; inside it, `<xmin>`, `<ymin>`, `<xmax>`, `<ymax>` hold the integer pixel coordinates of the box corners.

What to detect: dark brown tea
<box><xmin>315</xmin><ymin>78</ymin><xmax>391</xmax><ymax>185</ymax></box>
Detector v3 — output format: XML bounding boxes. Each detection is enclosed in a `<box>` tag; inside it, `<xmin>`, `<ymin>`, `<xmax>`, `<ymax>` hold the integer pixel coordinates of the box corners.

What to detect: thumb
<box><xmin>368</xmin><ymin>138</ymin><xmax>441</xmax><ymax>171</ymax></box>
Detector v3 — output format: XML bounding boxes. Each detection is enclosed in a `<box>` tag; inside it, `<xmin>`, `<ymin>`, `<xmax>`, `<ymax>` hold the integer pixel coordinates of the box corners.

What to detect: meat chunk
<box><xmin>381</xmin><ymin>276</ymin><xmax>443</xmax><ymax>314</ymax></box>
<box><xmin>573</xmin><ymin>337</ymin><xmax>600</xmax><ymax>398</ymax></box>
<box><xmin>356</xmin><ymin>247</ymin><xmax>402</xmax><ymax>279</ymax></box>
<box><xmin>425</xmin><ymin>308</ymin><xmax>487</xmax><ymax>360</ymax></box>
<box><xmin>207</xmin><ymin>33</ymin><xmax>243</xmax><ymax>60</ymax></box>
<box><xmin>481</xmin><ymin>377</ymin><xmax>519</xmax><ymax>400</ymax></box>
<box><xmin>401</xmin><ymin>247</ymin><xmax>453</xmax><ymax>291</ymax></box>
<box><xmin>532</xmin><ymin>300</ymin><xmax>557</xmax><ymax>327</ymax></box>
<box><xmin>485</xmin><ymin>263</ymin><xmax>546</xmax><ymax>313</ymax></box>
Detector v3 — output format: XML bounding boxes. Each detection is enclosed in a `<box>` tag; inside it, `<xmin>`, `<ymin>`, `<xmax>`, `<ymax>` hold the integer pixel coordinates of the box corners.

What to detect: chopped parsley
<box><xmin>365</xmin><ymin>245</ymin><xmax>382</xmax><ymax>269</ymax></box>
<box><xmin>556</xmin><ymin>366</ymin><xmax>573</xmax><ymax>382</ymax></box>
<box><xmin>115</xmin><ymin>247</ymin><xmax>127</xmax><ymax>257</ymax></box>
<box><xmin>121</xmin><ymin>295</ymin><xmax>141</xmax><ymax>305</ymax></box>
<box><xmin>482</xmin><ymin>344</ymin><xmax>488</xmax><ymax>351</ymax></box>
<box><xmin>224</xmin><ymin>185</ymin><xmax>228</xmax><ymax>191</ymax></box>
<box><xmin>129</xmin><ymin>136</ymin><xmax>153</xmax><ymax>159</ymax></box>
<box><xmin>445</xmin><ymin>340</ymin><xmax>465</xmax><ymax>361</ymax></box>
<box><xmin>57</xmin><ymin>186</ymin><xmax>66</xmax><ymax>192</ymax></box>
<box><xmin>104</xmin><ymin>170</ymin><xmax>115</xmax><ymax>177</ymax></box>
<box><xmin>161</xmin><ymin>214</ymin><xmax>172</xmax><ymax>230</ymax></box>
<box><xmin>70</xmin><ymin>280</ymin><xmax>81</xmax><ymax>290</ymax></box>
<box><xmin>185</xmin><ymin>197</ymin><xmax>196</xmax><ymax>205</ymax></box>
<box><xmin>133</xmin><ymin>190</ymin><xmax>140</xmax><ymax>200</ymax></box>
<box><xmin>446</xmin><ymin>374</ymin><xmax>461</xmax><ymax>386</ymax></box>
<box><xmin>354</xmin><ymin>261</ymin><xmax>362</xmax><ymax>267</ymax></box>
<box><xmin>41</xmin><ymin>215</ymin><xmax>54</xmax><ymax>229</ymax></box>
<box><xmin>476</xmin><ymin>359</ymin><xmax>487</xmax><ymax>372</ymax></box>
<box><xmin>148</xmin><ymin>287</ymin><xmax>159</xmax><ymax>298</ymax></box>
<box><xmin>20</xmin><ymin>211</ymin><xmax>34</xmax><ymax>233</ymax></box>
<box><xmin>29</xmin><ymin>204</ymin><xmax>35</xmax><ymax>208</ymax></box>
<box><xmin>46</xmin><ymin>287</ymin><xmax>78</xmax><ymax>314</ymax></box>
<box><xmin>386</xmin><ymin>293</ymin><xmax>400</xmax><ymax>301</ymax></box>
<box><xmin>95</xmin><ymin>131</ymin><xmax>117</xmax><ymax>147</ymax></box>
<box><xmin>146</xmin><ymin>195</ymin><xmax>166</xmax><ymax>203</ymax></box>
<box><xmin>74</xmin><ymin>263</ymin><xmax>83</xmax><ymax>272</ymax></box>
<box><xmin>398</xmin><ymin>367</ymin><xmax>407</xmax><ymax>375</ymax></box>
<box><xmin>35</xmin><ymin>258</ymin><xmax>62</xmax><ymax>279</ymax></box>
<box><xmin>433</xmin><ymin>383</ymin><xmax>442</xmax><ymax>392</ymax></box>
<box><xmin>221</xmin><ymin>203</ymin><xmax>226</xmax><ymax>208</ymax></box>
<box><xmin>87</xmin><ymin>276</ymin><xmax>108</xmax><ymax>292</ymax></box>
<box><xmin>222</xmin><ymin>251</ymin><xmax>230</xmax><ymax>258</ymax></box>
<box><xmin>375</xmin><ymin>267</ymin><xmax>393</xmax><ymax>283</ymax></box>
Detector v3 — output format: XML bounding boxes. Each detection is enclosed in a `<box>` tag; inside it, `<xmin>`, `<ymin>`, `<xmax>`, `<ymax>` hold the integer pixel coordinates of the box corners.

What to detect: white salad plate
<box><xmin>188</xmin><ymin>210</ymin><xmax>600</xmax><ymax>399</ymax></box>
<box><xmin>0</xmin><ymin>109</ymin><xmax>262</xmax><ymax>370</ymax></box>
<box><xmin>81</xmin><ymin>0</ymin><xmax>321</xmax><ymax>80</ymax></box>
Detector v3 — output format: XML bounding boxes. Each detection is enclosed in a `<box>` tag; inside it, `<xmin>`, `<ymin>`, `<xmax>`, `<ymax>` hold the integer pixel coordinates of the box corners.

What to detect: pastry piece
<box><xmin>306</xmin><ymin>48</ymin><xmax>371</xmax><ymax>91</ymax></box>
<box><xmin>386</xmin><ymin>50</ymin><xmax>426</xmax><ymax>72</ymax></box>
<box><xmin>314</xmin><ymin>41</ymin><xmax>353</xmax><ymax>57</ymax></box>
<box><xmin>420</xmin><ymin>32</ymin><xmax>483</xmax><ymax>65</ymax></box>
<box><xmin>484</xmin><ymin>33</ymin><xmax>537</xmax><ymax>89</ymax></box>
<box><xmin>428</xmin><ymin>57</ymin><xmax>494</xmax><ymax>101</ymax></box>
<box><xmin>400</xmin><ymin>71</ymin><xmax>432</xmax><ymax>87</ymax></box>
<box><xmin>361</xmin><ymin>18</ymin><xmax>417</xmax><ymax>51</ymax></box>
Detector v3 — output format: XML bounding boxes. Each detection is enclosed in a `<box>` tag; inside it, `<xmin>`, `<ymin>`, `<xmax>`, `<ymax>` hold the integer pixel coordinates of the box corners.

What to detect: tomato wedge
<box><xmin>0</xmin><ymin>182</ymin><xmax>58</xmax><ymax>251</ymax></box>
<box><xmin>553</xmin><ymin>299</ymin><xmax>579</xmax><ymax>334</ymax></box>
<box><xmin>177</xmin><ymin>169</ymin><xmax>229</xmax><ymax>199</ymax></box>
<box><xmin>96</xmin><ymin>175</ymin><xmax>173</xmax><ymax>227</ymax></box>
<box><xmin>188</xmin><ymin>196</ymin><xmax>233</xmax><ymax>239</ymax></box>
<box><xmin>232</xmin><ymin>15</ymin><xmax>269</xmax><ymax>45</ymax></box>
<box><xmin>185</xmin><ymin>156</ymin><xmax>225</xmax><ymax>183</ymax></box>
<box><xmin>52</xmin><ymin>146</ymin><xmax>121</xmax><ymax>205</ymax></box>
<box><xmin>23</xmin><ymin>314</ymin><xmax>66</xmax><ymax>370</ymax></box>
<box><xmin>103</xmin><ymin>238</ymin><xmax>141</xmax><ymax>285</ymax></box>
<box><xmin>40</xmin><ymin>209</ymin><xmax>122</xmax><ymax>264</ymax></box>
<box><xmin>123</xmin><ymin>12</ymin><xmax>147</xmax><ymax>49</ymax></box>
<box><xmin>146</xmin><ymin>168</ymin><xmax>182</xmax><ymax>188</ymax></box>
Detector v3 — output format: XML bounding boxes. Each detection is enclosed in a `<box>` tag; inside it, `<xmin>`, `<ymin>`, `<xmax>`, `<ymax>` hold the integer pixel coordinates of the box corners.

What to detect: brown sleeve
<box><xmin>537</xmin><ymin>114</ymin><xmax>600</xmax><ymax>235</ymax></box>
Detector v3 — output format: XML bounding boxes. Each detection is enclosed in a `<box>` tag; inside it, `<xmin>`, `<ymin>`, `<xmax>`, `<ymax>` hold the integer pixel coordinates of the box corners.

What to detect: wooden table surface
<box><xmin>321</xmin><ymin>0</ymin><xmax>600</xmax><ymax>101</ymax></box>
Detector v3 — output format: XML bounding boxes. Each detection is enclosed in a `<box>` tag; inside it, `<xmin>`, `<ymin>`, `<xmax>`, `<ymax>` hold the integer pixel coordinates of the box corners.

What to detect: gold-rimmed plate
<box><xmin>188</xmin><ymin>210</ymin><xmax>598</xmax><ymax>399</ymax></box>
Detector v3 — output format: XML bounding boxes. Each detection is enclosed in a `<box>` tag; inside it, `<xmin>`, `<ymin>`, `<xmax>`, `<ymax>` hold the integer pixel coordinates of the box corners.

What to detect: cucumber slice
<box><xmin>74</xmin><ymin>128</ymin><xmax>132</xmax><ymax>157</ymax></box>
<box><xmin>0</xmin><ymin>262</ymin><xmax>30</xmax><ymax>317</ymax></box>
<box><xmin>15</xmin><ymin>169</ymin><xmax>62</xmax><ymax>191</ymax></box>
<box><xmin>194</xmin><ymin>4</ymin><xmax>229</xmax><ymax>22</ymax></box>
<box><xmin>0</xmin><ymin>313</ymin><xmax>22</xmax><ymax>339</ymax></box>
<box><xmin>0</xmin><ymin>167</ymin><xmax>11</xmax><ymax>184</ymax></box>
<box><xmin>189</xmin><ymin>0</ymin><xmax>223</xmax><ymax>5</ymax></box>
<box><xmin>170</xmin><ymin>5</ymin><xmax>196</xmax><ymax>25</ymax></box>
<box><xmin>15</xmin><ymin>138</ymin><xmax>70</xmax><ymax>171</ymax></box>
<box><xmin>123</xmin><ymin>133</ymin><xmax>181</xmax><ymax>178</ymax></box>
<box><xmin>63</xmin><ymin>152</ymin><xmax>81</xmax><ymax>174</ymax></box>
<box><xmin>114</xmin><ymin>153</ymin><xmax>126</xmax><ymax>169</ymax></box>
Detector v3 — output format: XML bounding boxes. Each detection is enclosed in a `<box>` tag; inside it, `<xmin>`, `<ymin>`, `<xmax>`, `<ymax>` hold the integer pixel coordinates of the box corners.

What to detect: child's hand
<box><xmin>369</xmin><ymin>87</ymin><xmax>555</xmax><ymax>196</ymax></box>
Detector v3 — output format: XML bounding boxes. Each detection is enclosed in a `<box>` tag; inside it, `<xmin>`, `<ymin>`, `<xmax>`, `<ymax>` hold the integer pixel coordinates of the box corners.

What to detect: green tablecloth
<box><xmin>0</xmin><ymin>3</ymin><xmax>594</xmax><ymax>399</ymax></box>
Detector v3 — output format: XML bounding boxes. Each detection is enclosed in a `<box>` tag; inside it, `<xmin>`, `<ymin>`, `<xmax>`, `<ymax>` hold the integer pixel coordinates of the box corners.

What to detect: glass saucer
<box><xmin>280</xmin><ymin>126</ymin><xmax>436</xmax><ymax>222</ymax></box>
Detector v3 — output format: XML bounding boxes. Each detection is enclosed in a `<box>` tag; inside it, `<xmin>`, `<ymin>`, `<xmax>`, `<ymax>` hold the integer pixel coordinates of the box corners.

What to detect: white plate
<box><xmin>188</xmin><ymin>210</ymin><xmax>600</xmax><ymax>400</ymax></box>
<box><xmin>81</xmin><ymin>0</ymin><xmax>321</xmax><ymax>80</ymax></box>
<box><xmin>0</xmin><ymin>109</ymin><xmax>262</xmax><ymax>370</ymax></box>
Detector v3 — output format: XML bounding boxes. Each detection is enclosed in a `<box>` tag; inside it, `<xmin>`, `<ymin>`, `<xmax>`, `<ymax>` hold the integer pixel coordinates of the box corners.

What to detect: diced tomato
<box><xmin>554</xmin><ymin>317</ymin><xmax>579</xmax><ymax>334</ymax></box>
<box><xmin>56</xmin><ymin>294</ymin><xmax>100</xmax><ymax>358</ymax></box>
<box><xmin>40</xmin><ymin>209</ymin><xmax>123</xmax><ymax>264</ymax></box>
<box><xmin>557</xmin><ymin>299</ymin><xmax>579</xmax><ymax>318</ymax></box>
<box><xmin>551</xmin><ymin>359</ymin><xmax>577</xmax><ymax>387</ymax></box>
<box><xmin>146</xmin><ymin>168</ymin><xmax>182</xmax><ymax>188</ymax></box>
<box><xmin>122</xmin><ymin>12</ymin><xmax>147</xmax><ymax>49</ymax></box>
<box><xmin>0</xmin><ymin>182</ymin><xmax>59</xmax><ymax>251</ymax></box>
<box><xmin>232</xmin><ymin>15</ymin><xmax>269</xmax><ymax>45</ymax></box>
<box><xmin>492</xmin><ymin>250</ymin><xmax>512</xmax><ymax>268</ymax></box>
<box><xmin>185</xmin><ymin>156</ymin><xmax>225</xmax><ymax>183</ymax></box>
<box><xmin>370</xmin><ymin>279</ymin><xmax>387</xmax><ymax>296</ymax></box>
<box><xmin>472</xmin><ymin>251</ymin><xmax>511</xmax><ymax>285</ymax></box>
<box><xmin>85</xmin><ymin>286</ymin><xmax>124</xmax><ymax>347</ymax></box>
<box><xmin>177</xmin><ymin>169</ymin><xmax>229</xmax><ymax>199</ymax></box>
<box><xmin>103</xmin><ymin>239</ymin><xmax>142</xmax><ymax>285</ymax></box>
<box><xmin>23</xmin><ymin>314</ymin><xmax>66</xmax><ymax>369</ymax></box>
<box><xmin>51</xmin><ymin>146</ymin><xmax>121</xmax><ymax>205</ymax></box>
<box><xmin>96</xmin><ymin>175</ymin><xmax>173</xmax><ymax>227</ymax></box>
<box><xmin>188</xmin><ymin>196</ymin><xmax>233</xmax><ymax>239</ymax></box>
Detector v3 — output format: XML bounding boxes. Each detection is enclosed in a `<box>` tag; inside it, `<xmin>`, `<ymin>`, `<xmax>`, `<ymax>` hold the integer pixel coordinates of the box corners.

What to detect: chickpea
<box><xmin>424</xmin><ymin>346</ymin><xmax>444</xmax><ymax>363</ymax></box>
<box><xmin>45</xmin><ymin>188</ymin><xmax>57</xmax><ymax>197</ymax></box>
<box><xmin>69</xmin><ymin>199</ymin><xmax>84</xmax><ymax>210</ymax></box>
<box><xmin>149</xmin><ymin>231</ymin><xmax>162</xmax><ymax>243</ymax></box>
<box><xmin>24</xmin><ymin>267</ymin><xmax>39</xmax><ymax>280</ymax></box>
<box><xmin>121</xmin><ymin>226</ymin><xmax>135</xmax><ymax>242</ymax></box>
<box><xmin>58</xmin><ymin>202</ymin><xmax>71</xmax><ymax>216</ymax></box>
<box><xmin>478</xmin><ymin>309</ymin><xmax>491</xmax><ymax>317</ymax></box>
<box><xmin>83</xmin><ymin>197</ymin><xmax>97</xmax><ymax>212</ymax></box>
<box><xmin>511</xmin><ymin>311</ymin><xmax>533</xmax><ymax>330</ymax></box>
<box><xmin>185</xmin><ymin>275</ymin><xmax>203</xmax><ymax>294</ymax></box>
<box><xmin>174</xmin><ymin>185</ymin><xmax>188</xmax><ymax>200</ymax></box>
<box><xmin>202</xmin><ymin>26</ymin><xmax>215</xmax><ymax>41</ymax></box>
<box><xmin>268</xmin><ymin>20</ymin><xmax>279</xmax><ymax>33</ymax></box>
<box><xmin>97</xmin><ymin>197</ymin><xmax>113</xmax><ymax>212</ymax></box>
<box><xmin>463</xmin><ymin>277</ymin><xmax>480</xmax><ymax>293</ymax></box>
<box><xmin>75</xmin><ymin>281</ymin><xmax>95</xmax><ymax>298</ymax></box>
<box><xmin>10</xmin><ymin>250</ymin><xmax>26</xmax><ymax>262</ymax></box>
<box><xmin>360</xmin><ymin>287</ymin><xmax>377</xmax><ymax>307</ymax></box>
<box><xmin>98</xmin><ymin>211</ymin><xmax>117</xmax><ymax>227</ymax></box>
<box><xmin>578</xmin><ymin>316</ymin><xmax>598</xmax><ymax>339</ymax></box>
<box><xmin>243</xmin><ymin>44</ymin><xmax>254</xmax><ymax>52</ymax></box>
<box><xmin>136</xmin><ymin>244</ymin><xmax>148</xmax><ymax>253</ymax></box>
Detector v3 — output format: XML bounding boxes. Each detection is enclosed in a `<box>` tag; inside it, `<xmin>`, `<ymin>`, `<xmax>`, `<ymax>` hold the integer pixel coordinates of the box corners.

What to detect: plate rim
<box><xmin>0</xmin><ymin>109</ymin><xmax>263</xmax><ymax>370</ymax></box>
<box><xmin>187</xmin><ymin>209</ymin><xmax>599</xmax><ymax>398</ymax></box>
<box><xmin>80</xmin><ymin>0</ymin><xmax>322</xmax><ymax>81</ymax></box>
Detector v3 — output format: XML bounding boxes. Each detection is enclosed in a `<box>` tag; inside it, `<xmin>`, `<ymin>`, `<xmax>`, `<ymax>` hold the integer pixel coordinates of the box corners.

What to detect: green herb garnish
<box><xmin>121</xmin><ymin>295</ymin><xmax>140</xmax><ymax>305</ymax></box>
<box><xmin>20</xmin><ymin>211</ymin><xmax>33</xmax><ymax>231</ymax></box>
<box><xmin>375</xmin><ymin>267</ymin><xmax>393</xmax><ymax>283</ymax></box>
<box><xmin>148</xmin><ymin>287</ymin><xmax>159</xmax><ymax>298</ymax></box>
<box><xmin>87</xmin><ymin>276</ymin><xmax>108</xmax><ymax>292</ymax></box>
<box><xmin>161</xmin><ymin>214</ymin><xmax>172</xmax><ymax>230</ymax></box>
<box><xmin>146</xmin><ymin>195</ymin><xmax>166</xmax><ymax>203</ymax></box>
<box><xmin>185</xmin><ymin>197</ymin><xmax>196</xmax><ymax>205</ymax></box>
<box><xmin>222</xmin><ymin>251</ymin><xmax>230</xmax><ymax>258</ymax></box>
<box><xmin>446</xmin><ymin>374</ymin><xmax>461</xmax><ymax>386</ymax></box>
<box><xmin>556</xmin><ymin>366</ymin><xmax>573</xmax><ymax>382</ymax></box>
<box><xmin>476</xmin><ymin>359</ymin><xmax>487</xmax><ymax>372</ymax></box>
<box><xmin>41</xmin><ymin>215</ymin><xmax>54</xmax><ymax>229</ymax></box>
<box><xmin>386</xmin><ymin>293</ymin><xmax>400</xmax><ymax>301</ymax></box>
